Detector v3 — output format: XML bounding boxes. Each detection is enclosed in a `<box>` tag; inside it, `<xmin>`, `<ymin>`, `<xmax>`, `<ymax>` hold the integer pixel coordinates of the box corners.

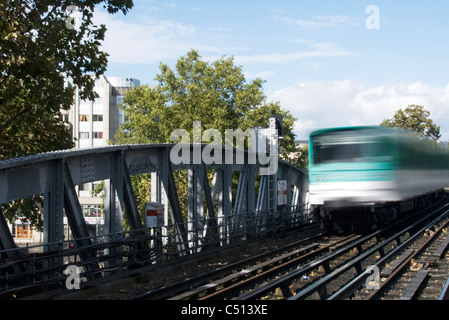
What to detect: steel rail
<box><xmin>240</xmin><ymin>201</ymin><xmax>449</xmax><ymax>300</ymax></box>
<box><xmin>170</xmin><ymin>242</ymin><xmax>320</xmax><ymax>300</ymax></box>
<box><xmin>365</xmin><ymin>212</ymin><xmax>449</xmax><ymax>300</ymax></box>
<box><xmin>132</xmin><ymin>229</ymin><xmax>326</xmax><ymax>300</ymax></box>
<box><xmin>238</xmin><ymin>233</ymin><xmax>370</xmax><ymax>300</ymax></box>
<box><xmin>328</xmin><ymin>202</ymin><xmax>449</xmax><ymax>300</ymax></box>
<box><xmin>197</xmin><ymin>234</ymin><xmax>358</xmax><ymax>300</ymax></box>
<box><xmin>439</xmin><ymin>275</ymin><xmax>449</xmax><ymax>300</ymax></box>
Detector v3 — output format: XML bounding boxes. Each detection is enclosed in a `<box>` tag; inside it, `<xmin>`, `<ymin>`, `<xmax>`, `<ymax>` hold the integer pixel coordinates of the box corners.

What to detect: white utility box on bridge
<box><xmin>145</xmin><ymin>202</ymin><xmax>164</xmax><ymax>228</ymax></box>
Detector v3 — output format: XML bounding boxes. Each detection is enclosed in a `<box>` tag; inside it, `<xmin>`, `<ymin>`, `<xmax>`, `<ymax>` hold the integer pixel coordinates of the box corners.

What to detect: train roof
<box><xmin>309</xmin><ymin>125</ymin><xmax>396</xmax><ymax>137</ymax></box>
<box><xmin>309</xmin><ymin>126</ymin><xmax>448</xmax><ymax>153</ymax></box>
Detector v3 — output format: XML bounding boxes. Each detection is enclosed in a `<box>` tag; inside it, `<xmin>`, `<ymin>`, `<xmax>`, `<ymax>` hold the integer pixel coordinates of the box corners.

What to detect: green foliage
<box><xmin>115</xmin><ymin>50</ymin><xmax>299</xmax><ymax>218</ymax></box>
<box><xmin>2</xmin><ymin>196</ymin><xmax>44</xmax><ymax>232</ymax></box>
<box><xmin>381</xmin><ymin>105</ymin><xmax>441</xmax><ymax>141</ymax></box>
<box><xmin>0</xmin><ymin>0</ymin><xmax>134</xmax><ymax>228</ymax></box>
<box><xmin>116</xmin><ymin>50</ymin><xmax>297</xmax><ymax>157</ymax></box>
<box><xmin>289</xmin><ymin>145</ymin><xmax>309</xmax><ymax>172</ymax></box>
<box><xmin>0</xmin><ymin>0</ymin><xmax>134</xmax><ymax>159</ymax></box>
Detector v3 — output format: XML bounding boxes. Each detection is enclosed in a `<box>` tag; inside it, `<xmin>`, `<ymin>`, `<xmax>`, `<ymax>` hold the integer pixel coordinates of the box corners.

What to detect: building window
<box><xmin>82</xmin><ymin>204</ymin><xmax>102</xmax><ymax>217</ymax></box>
<box><xmin>93</xmin><ymin>132</ymin><xmax>103</xmax><ymax>139</ymax></box>
<box><xmin>79</xmin><ymin>132</ymin><xmax>89</xmax><ymax>139</ymax></box>
<box><xmin>93</xmin><ymin>114</ymin><xmax>103</xmax><ymax>121</ymax></box>
<box><xmin>79</xmin><ymin>114</ymin><xmax>89</xmax><ymax>122</ymax></box>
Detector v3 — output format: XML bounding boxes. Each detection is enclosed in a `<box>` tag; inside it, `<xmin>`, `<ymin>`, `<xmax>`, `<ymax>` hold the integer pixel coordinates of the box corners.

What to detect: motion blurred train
<box><xmin>308</xmin><ymin>126</ymin><xmax>449</xmax><ymax>231</ymax></box>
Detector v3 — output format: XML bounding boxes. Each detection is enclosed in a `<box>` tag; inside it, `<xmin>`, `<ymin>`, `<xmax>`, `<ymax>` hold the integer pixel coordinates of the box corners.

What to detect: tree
<box><xmin>116</xmin><ymin>50</ymin><xmax>297</xmax><ymax>157</ymax></box>
<box><xmin>380</xmin><ymin>105</ymin><xmax>441</xmax><ymax>141</ymax></box>
<box><xmin>289</xmin><ymin>145</ymin><xmax>309</xmax><ymax>172</ymax></box>
<box><xmin>0</xmin><ymin>0</ymin><xmax>134</xmax><ymax>158</ymax></box>
<box><xmin>115</xmin><ymin>50</ymin><xmax>299</xmax><ymax>218</ymax></box>
<box><xmin>0</xmin><ymin>0</ymin><xmax>134</xmax><ymax>230</ymax></box>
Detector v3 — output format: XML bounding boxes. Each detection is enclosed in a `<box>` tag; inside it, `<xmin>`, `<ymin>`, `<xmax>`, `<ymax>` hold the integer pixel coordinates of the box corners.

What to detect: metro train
<box><xmin>308</xmin><ymin>126</ymin><xmax>449</xmax><ymax>231</ymax></box>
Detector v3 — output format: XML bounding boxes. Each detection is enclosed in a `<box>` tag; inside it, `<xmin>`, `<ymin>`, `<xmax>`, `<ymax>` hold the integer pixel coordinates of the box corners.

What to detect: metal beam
<box><xmin>163</xmin><ymin>154</ymin><xmax>189</xmax><ymax>253</ymax></box>
<box><xmin>104</xmin><ymin>151</ymin><xmax>124</xmax><ymax>236</ymax></box>
<box><xmin>0</xmin><ymin>208</ymin><xmax>20</xmax><ymax>255</ymax></box>
<box><xmin>43</xmin><ymin>159</ymin><xmax>65</xmax><ymax>249</ymax></box>
<box><xmin>63</xmin><ymin>162</ymin><xmax>92</xmax><ymax>248</ymax></box>
<box><xmin>63</xmin><ymin>162</ymin><xmax>99</xmax><ymax>275</ymax></box>
<box><xmin>122</xmin><ymin>158</ymin><xmax>144</xmax><ymax>232</ymax></box>
<box><xmin>0</xmin><ymin>207</ymin><xmax>26</xmax><ymax>275</ymax></box>
<box><xmin>122</xmin><ymin>159</ymin><xmax>148</xmax><ymax>257</ymax></box>
<box><xmin>188</xmin><ymin>164</ymin><xmax>204</xmax><ymax>251</ymax></box>
<box><xmin>202</xmin><ymin>162</ymin><xmax>218</xmax><ymax>248</ymax></box>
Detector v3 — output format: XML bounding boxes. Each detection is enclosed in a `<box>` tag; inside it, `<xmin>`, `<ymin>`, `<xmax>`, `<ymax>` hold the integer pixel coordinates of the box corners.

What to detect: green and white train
<box><xmin>308</xmin><ymin>126</ymin><xmax>449</xmax><ymax>229</ymax></box>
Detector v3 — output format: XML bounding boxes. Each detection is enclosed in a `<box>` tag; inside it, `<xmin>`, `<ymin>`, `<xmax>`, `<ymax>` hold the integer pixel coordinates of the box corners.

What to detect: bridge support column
<box><xmin>104</xmin><ymin>151</ymin><xmax>124</xmax><ymax>236</ymax></box>
<box><xmin>234</xmin><ymin>164</ymin><xmax>256</xmax><ymax>239</ymax></box>
<box><xmin>43</xmin><ymin>159</ymin><xmax>65</xmax><ymax>250</ymax></box>
<box><xmin>202</xmin><ymin>163</ymin><xmax>218</xmax><ymax>249</ymax></box>
<box><xmin>104</xmin><ymin>151</ymin><xmax>124</xmax><ymax>269</ymax></box>
<box><xmin>188</xmin><ymin>164</ymin><xmax>204</xmax><ymax>252</ymax></box>
<box><xmin>215</xmin><ymin>165</ymin><xmax>232</xmax><ymax>245</ymax></box>
<box><xmin>160</xmin><ymin>150</ymin><xmax>189</xmax><ymax>255</ymax></box>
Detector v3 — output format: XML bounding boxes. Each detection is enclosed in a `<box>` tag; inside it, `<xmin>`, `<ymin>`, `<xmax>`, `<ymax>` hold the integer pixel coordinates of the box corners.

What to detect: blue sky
<box><xmin>93</xmin><ymin>0</ymin><xmax>449</xmax><ymax>141</ymax></box>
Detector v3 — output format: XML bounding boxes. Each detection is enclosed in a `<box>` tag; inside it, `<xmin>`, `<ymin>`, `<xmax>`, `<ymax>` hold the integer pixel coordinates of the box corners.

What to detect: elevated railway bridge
<box><xmin>0</xmin><ymin>142</ymin><xmax>309</xmax><ymax>296</ymax></box>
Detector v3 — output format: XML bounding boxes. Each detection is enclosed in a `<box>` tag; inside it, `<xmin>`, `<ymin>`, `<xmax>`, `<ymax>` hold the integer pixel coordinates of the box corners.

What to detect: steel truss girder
<box><xmin>0</xmin><ymin>144</ymin><xmax>308</xmax><ymax>266</ymax></box>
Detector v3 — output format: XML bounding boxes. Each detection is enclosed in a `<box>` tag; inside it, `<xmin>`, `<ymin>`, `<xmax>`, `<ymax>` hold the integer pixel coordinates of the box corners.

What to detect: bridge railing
<box><xmin>0</xmin><ymin>143</ymin><xmax>310</xmax><ymax>296</ymax></box>
<box><xmin>0</xmin><ymin>205</ymin><xmax>313</xmax><ymax>296</ymax></box>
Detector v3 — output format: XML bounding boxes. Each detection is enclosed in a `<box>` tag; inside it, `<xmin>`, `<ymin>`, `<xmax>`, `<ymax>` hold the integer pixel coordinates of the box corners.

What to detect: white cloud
<box><xmin>234</xmin><ymin>41</ymin><xmax>356</xmax><ymax>65</ymax></box>
<box><xmin>244</xmin><ymin>70</ymin><xmax>275</xmax><ymax>80</ymax></box>
<box><xmin>93</xmin><ymin>11</ymin><xmax>220</xmax><ymax>64</ymax></box>
<box><xmin>269</xmin><ymin>81</ymin><xmax>449</xmax><ymax>141</ymax></box>
<box><xmin>273</xmin><ymin>13</ymin><xmax>363</xmax><ymax>29</ymax></box>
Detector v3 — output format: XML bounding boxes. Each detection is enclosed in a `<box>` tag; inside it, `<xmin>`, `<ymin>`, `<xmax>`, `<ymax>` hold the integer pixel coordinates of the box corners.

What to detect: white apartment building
<box><xmin>61</xmin><ymin>76</ymin><xmax>140</xmax><ymax>235</ymax></box>
<box><xmin>63</xmin><ymin>76</ymin><xmax>140</xmax><ymax>148</ymax></box>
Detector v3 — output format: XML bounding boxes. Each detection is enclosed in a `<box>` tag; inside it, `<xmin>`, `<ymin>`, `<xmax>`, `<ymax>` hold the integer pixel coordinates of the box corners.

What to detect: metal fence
<box><xmin>0</xmin><ymin>205</ymin><xmax>313</xmax><ymax>296</ymax></box>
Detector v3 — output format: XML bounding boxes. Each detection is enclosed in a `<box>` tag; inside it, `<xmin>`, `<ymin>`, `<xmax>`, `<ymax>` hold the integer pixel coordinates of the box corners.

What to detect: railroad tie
<box><xmin>432</xmin><ymin>233</ymin><xmax>449</xmax><ymax>259</ymax></box>
<box><xmin>381</xmin><ymin>249</ymin><xmax>415</xmax><ymax>277</ymax></box>
<box><xmin>399</xmin><ymin>269</ymin><xmax>429</xmax><ymax>300</ymax></box>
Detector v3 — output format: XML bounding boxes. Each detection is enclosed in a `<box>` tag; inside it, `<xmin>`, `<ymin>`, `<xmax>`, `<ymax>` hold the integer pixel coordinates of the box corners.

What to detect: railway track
<box><xmin>281</xmin><ymin>201</ymin><xmax>449</xmax><ymax>300</ymax></box>
<box><xmin>280</xmin><ymin>201</ymin><xmax>449</xmax><ymax>301</ymax></box>
<box><xmin>132</xmin><ymin>229</ymin><xmax>335</xmax><ymax>300</ymax></box>
<box><xmin>331</xmin><ymin>204</ymin><xmax>449</xmax><ymax>300</ymax></box>
<box><xmin>134</xmin><ymin>198</ymin><xmax>449</xmax><ymax>301</ymax></box>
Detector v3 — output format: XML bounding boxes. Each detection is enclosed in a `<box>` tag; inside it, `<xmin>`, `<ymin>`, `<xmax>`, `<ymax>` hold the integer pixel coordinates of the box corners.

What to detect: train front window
<box><xmin>312</xmin><ymin>137</ymin><xmax>362</xmax><ymax>164</ymax></box>
<box><xmin>311</xmin><ymin>129</ymin><xmax>393</xmax><ymax>165</ymax></box>
<box><xmin>312</xmin><ymin>131</ymin><xmax>388</xmax><ymax>164</ymax></box>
